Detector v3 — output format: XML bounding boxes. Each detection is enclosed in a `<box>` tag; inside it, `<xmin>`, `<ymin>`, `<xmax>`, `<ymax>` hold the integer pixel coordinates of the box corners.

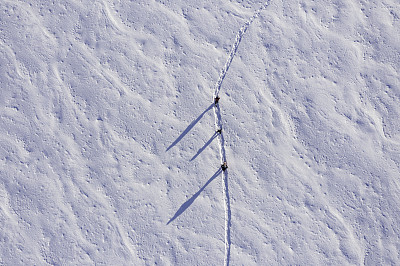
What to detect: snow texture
<box><xmin>1</xmin><ymin>0</ymin><xmax>400</xmax><ymax>265</ymax></box>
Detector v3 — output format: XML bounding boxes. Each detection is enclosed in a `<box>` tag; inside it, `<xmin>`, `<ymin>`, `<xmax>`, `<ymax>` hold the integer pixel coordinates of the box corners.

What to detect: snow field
<box><xmin>0</xmin><ymin>0</ymin><xmax>400</xmax><ymax>265</ymax></box>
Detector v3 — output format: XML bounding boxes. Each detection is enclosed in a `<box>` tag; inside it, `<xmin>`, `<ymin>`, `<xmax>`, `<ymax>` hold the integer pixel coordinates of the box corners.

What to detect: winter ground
<box><xmin>1</xmin><ymin>0</ymin><xmax>400</xmax><ymax>265</ymax></box>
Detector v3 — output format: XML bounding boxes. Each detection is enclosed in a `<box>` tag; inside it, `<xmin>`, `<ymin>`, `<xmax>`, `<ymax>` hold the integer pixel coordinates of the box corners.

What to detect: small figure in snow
<box><xmin>216</xmin><ymin>128</ymin><xmax>222</xmax><ymax>134</ymax></box>
<box><xmin>214</xmin><ymin>96</ymin><xmax>220</xmax><ymax>106</ymax></box>
<box><xmin>221</xmin><ymin>161</ymin><xmax>228</xmax><ymax>171</ymax></box>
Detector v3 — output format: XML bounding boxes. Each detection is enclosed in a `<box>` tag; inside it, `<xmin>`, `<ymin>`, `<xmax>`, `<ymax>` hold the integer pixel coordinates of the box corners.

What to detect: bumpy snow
<box><xmin>1</xmin><ymin>0</ymin><xmax>400</xmax><ymax>265</ymax></box>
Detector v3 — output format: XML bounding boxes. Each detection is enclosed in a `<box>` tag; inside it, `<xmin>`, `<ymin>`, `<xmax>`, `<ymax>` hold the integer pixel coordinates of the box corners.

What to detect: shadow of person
<box><xmin>190</xmin><ymin>131</ymin><xmax>218</xmax><ymax>161</ymax></box>
<box><xmin>167</xmin><ymin>168</ymin><xmax>222</xmax><ymax>225</ymax></box>
<box><xmin>166</xmin><ymin>103</ymin><xmax>213</xmax><ymax>152</ymax></box>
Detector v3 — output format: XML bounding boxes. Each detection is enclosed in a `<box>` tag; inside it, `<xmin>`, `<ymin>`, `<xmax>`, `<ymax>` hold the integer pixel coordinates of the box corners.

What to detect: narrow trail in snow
<box><xmin>212</xmin><ymin>2</ymin><xmax>270</xmax><ymax>266</ymax></box>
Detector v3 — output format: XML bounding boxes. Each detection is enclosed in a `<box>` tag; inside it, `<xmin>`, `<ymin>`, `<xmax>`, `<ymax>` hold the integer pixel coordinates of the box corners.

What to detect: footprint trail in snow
<box><xmin>212</xmin><ymin>2</ymin><xmax>270</xmax><ymax>265</ymax></box>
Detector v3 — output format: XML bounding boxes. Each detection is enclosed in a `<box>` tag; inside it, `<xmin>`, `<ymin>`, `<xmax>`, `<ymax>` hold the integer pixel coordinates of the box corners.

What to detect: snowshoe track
<box><xmin>212</xmin><ymin>2</ymin><xmax>270</xmax><ymax>265</ymax></box>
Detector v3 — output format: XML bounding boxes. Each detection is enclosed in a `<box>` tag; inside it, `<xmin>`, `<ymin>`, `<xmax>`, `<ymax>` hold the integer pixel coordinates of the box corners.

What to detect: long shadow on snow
<box><xmin>190</xmin><ymin>132</ymin><xmax>218</xmax><ymax>161</ymax></box>
<box><xmin>166</xmin><ymin>103</ymin><xmax>213</xmax><ymax>152</ymax></box>
<box><xmin>167</xmin><ymin>168</ymin><xmax>222</xmax><ymax>225</ymax></box>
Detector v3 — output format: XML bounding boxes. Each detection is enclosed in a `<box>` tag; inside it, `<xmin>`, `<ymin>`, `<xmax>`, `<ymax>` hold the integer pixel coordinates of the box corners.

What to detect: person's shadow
<box><xmin>190</xmin><ymin>131</ymin><xmax>219</xmax><ymax>161</ymax></box>
<box><xmin>166</xmin><ymin>104</ymin><xmax>213</xmax><ymax>152</ymax></box>
<box><xmin>167</xmin><ymin>168</ymin><xmax>222</xmax><ymax>225</ymax></box>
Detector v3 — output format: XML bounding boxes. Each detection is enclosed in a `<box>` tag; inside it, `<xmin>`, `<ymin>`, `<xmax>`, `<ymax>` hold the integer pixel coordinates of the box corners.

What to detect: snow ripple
<box><xmin>212</xmin><ymin>2</ymin><xmax>270</xmax><ymax>265</ymax></box>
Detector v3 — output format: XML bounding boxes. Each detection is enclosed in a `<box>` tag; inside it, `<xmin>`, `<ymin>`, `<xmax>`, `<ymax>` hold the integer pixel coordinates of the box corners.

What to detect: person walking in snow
<box><xmin>214</xmin><ymin>96</ymin><xmax>220</xmax><ymax>106</ymax></box>
<box><xmin>216</xmin><ymin>128</ymin><xmax>222</xmax><ymax>134</ymax></box>
<box><xmin>221</xmin><ymin>161</ymin><xmax>228</xmax><ymax>171</ymax></box>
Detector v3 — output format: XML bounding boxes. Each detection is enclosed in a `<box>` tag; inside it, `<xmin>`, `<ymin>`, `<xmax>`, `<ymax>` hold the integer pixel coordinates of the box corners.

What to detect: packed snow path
<box><xmin>213</xmin><ymin>2</ymin><xmax>270</xmax><ymax>265</ymax></box>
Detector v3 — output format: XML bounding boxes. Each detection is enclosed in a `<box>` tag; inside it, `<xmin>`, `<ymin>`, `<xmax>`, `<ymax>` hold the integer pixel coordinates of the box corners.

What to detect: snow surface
<box><xmin>1</xmin><ymin>0</ymin><xmax>400</xmax><ymax>265</ymax></box>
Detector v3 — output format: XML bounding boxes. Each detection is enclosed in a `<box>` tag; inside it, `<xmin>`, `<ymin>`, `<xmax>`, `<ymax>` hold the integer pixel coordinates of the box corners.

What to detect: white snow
<box><xmin>1</xmin><ymin>0</ymin><xmax>400</xmax><ymax>265</ymax></box>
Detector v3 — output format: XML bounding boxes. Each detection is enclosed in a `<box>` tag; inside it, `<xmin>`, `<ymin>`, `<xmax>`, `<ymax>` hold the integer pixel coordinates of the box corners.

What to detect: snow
<box><xmin>1</xmin><ymin>0</ymin><xmax>400</xmax><ymax>265</ymax></box>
